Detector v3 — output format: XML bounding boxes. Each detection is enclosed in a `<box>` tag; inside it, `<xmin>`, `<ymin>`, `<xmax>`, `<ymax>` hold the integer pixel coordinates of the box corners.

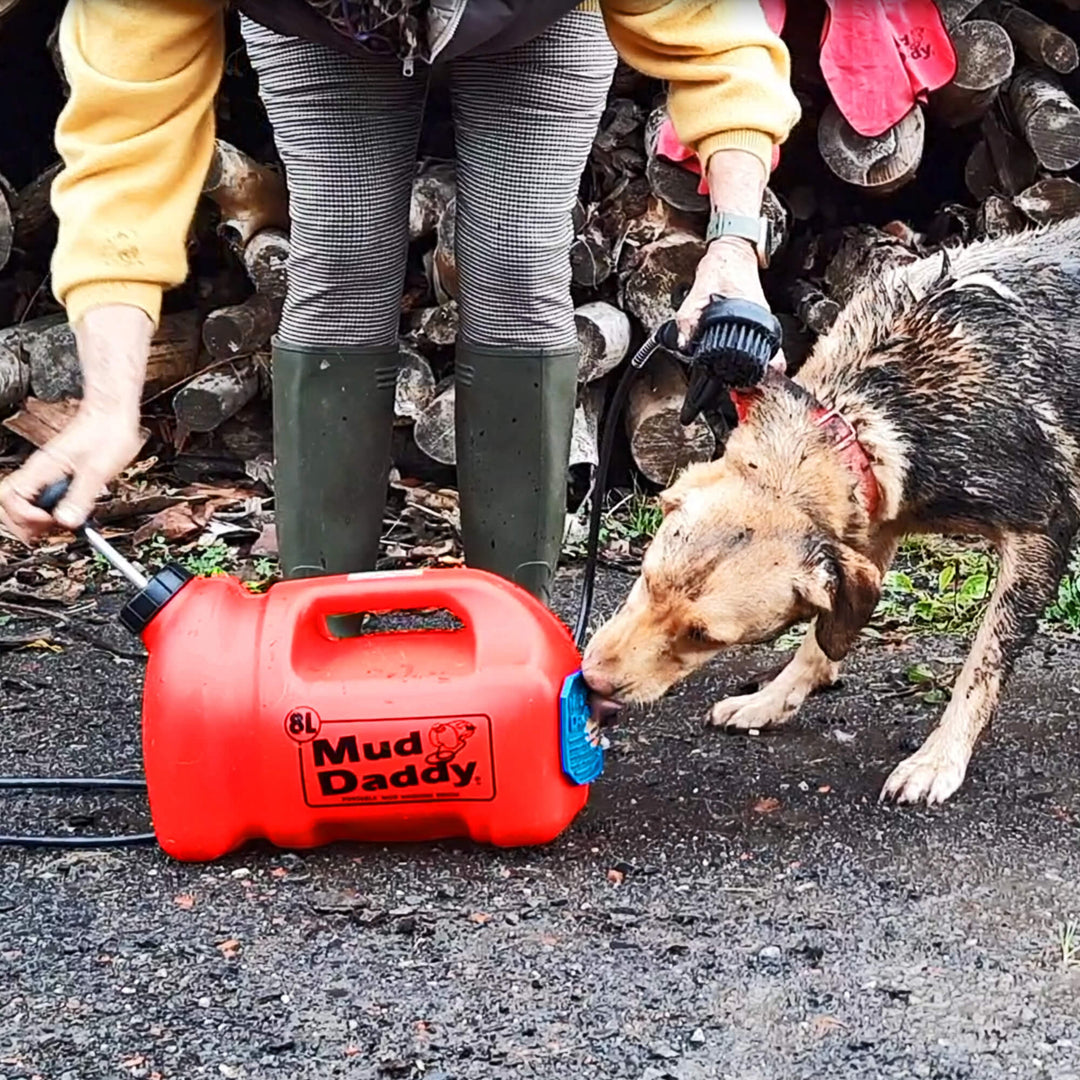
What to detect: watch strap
<box><xmin>706</xmin><ymin>211</ymin><xmax>769</xmax><ymax>267</ymax></box>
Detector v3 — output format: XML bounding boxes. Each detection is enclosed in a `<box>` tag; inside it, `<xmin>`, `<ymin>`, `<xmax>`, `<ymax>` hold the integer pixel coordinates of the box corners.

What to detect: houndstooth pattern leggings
<box><xmin>240</xmin><ymin>9</ymin><xmax>617</xmax><ymax>350</ymax></box>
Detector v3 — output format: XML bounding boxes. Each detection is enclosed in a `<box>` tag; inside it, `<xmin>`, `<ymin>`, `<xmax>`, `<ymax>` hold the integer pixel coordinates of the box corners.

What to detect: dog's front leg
<box><xmin>709</xmin><ymin>627</ymin><xmax>839</xmax><ymax>731</ymax></box>
<box><xmin>881</xmin><ymin>530</ymin><xmax>1070</xmax><ymax>806</ymax></box>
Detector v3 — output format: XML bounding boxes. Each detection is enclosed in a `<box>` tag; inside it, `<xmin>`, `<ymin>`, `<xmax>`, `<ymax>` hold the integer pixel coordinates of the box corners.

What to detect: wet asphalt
<box><xmin>1</xmin><ymin>567</ymin><xmax>1079</xmax><ymax>1080</ymax></box>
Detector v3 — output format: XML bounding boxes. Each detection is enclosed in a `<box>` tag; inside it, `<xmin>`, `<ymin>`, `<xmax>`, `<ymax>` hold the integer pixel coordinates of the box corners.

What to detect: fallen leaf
<box><xmin>251</xmin><ymin>523</ymin><xmax>277</xmax><ymax>557</ymax></box>
<box><xmin>24</xmin><ymin>639</ymin><xmax>62</xmax><ymax>653</ymax></box>
<box><xmin>133</xmin><ymin>501</ymin><xmax>214</xmax><ymax>545</ymax></box>
<box><xmin>810</xmin><ymin>1015</ymin><xmax>848</xmax><ymax>1037</ymax></box>
<box><xmin>174</xmin><ymin>894</ymin><xmax>196</xmax><ymax>910</ymax></box>
<box><xmin>216</xmin><ymin>938</ymin><xmax>242</xmax><ymax>959</ymax></box>
<box><xmin>121</xmin><ymin>1054</ymin><xmax>146</xmax><ymax>1068</ymax></box>
<box><xmin>752</xmin><ymin>797</ymin><xmax>781</xmax><ymax>815</ymax></box>
<box><xmin>269</xmin><ymin>866</ymin><xmax>289</xmax><ymax>879</ymax></box>
<box><xmin>606</xmin><ymin>868</ymin><xmax>625</xmax><ymax>885</ymax></box>
<box><xmin>468</xmin><ymin>912</ymin><xmax>491</xmax><ymax>925</ymax></box>
<box><xmin>817</xmin><ymin>785</ymin><xmax>832</xmax><ymax>794</ymax></box>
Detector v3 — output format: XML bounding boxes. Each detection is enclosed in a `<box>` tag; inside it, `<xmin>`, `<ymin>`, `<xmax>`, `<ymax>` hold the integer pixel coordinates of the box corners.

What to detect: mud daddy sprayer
<box><xmin>0</xmin><ymin>295</ymin><xmax>780</xmax><ymax>861</ymax></box>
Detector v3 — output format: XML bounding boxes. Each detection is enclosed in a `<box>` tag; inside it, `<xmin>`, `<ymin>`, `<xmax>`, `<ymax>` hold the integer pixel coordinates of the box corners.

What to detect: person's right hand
<box><xmin>0</xmin><ymin>304</ymin><xmax>152</xmax><ymax>544</ymax></box>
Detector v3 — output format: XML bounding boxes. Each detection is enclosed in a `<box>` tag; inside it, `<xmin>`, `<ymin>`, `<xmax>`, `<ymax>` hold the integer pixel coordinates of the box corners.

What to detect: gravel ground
<box><xmin>1</xmin><ymin>567</ymin><xmax>1079</xmax><ymax>1080</ymax></box>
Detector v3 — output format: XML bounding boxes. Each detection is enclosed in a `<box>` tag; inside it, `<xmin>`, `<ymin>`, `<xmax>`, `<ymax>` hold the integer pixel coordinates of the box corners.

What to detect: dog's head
<box><xmin>581</xmin><ymin>428</ymin><xmax>882</xmax><ymax>706</ymax></box>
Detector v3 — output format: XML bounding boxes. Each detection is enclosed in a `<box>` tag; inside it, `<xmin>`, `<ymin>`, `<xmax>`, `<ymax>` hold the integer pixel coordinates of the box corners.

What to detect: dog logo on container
<box><xmin>425</xmin><ymin>720</ymin><xmax>476</xmax><ymax>764</ymax></box>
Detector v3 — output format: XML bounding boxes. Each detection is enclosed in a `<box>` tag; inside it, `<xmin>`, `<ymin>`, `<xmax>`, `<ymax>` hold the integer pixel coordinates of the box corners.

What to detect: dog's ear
<box><xmin>796</xmin><ymin>538</ymin><xmax>882</xmax><ymax>662</ymax></box>
<box><xmin>658</xmin><ymin>460</ymin><xmax>724</xmax><ymax>516</ymax></box>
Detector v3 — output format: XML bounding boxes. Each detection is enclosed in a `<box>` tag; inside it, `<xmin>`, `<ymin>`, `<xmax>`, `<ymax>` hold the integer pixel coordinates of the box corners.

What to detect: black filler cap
<box><xmin>119</xmin><ymin>563</ymin><xmax>193</xmax><ymax>636</ymax></box>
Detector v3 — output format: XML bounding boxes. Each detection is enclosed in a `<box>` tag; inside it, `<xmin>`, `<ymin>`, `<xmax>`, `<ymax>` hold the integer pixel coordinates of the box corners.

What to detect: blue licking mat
<box><xmin>559</xmin><ymin>671</ymin><xmax>605</xmax><ymax>785</ymax></box>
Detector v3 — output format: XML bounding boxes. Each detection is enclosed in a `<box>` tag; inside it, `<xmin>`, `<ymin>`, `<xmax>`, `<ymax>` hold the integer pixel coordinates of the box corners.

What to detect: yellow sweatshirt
<box><xmin>51</xmin><ymin>0</ymin><xmax>801</xmax><ymax>328</ymax></box>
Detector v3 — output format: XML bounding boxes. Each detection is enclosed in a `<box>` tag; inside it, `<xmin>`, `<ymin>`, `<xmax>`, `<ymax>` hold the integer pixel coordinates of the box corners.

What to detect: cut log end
<box><xmin>202</xmin><ymin>293</ymin><xmax>282</xmax><ymax>362</ymax></box>
<box><xmin>1008</xmin><ymin>67</ymin><xmax>1080</xmax><ymax>172</ymax></box>
<box><xmin>413</xmin><ymin>381</ymin><xmax>456</xmax><ymax>466</ymax></box>
<box><xmin>817</xmin><ymin>102</ymin><xmax>924</xmax><ymax>195</ymax></box>
<box><xmin>621</xmin><ymin>231</ymin><xmax>706</xmax><ymax>332</ymax></box>
<box><xmin>575</xmin><ymin>301</ymin><xmax>631</xmax><ymax>383</ymax></box>
<box><xmin>626</xmin><ymin>354</ymin><xmax>715</xmax><ymax>486</ymax></box>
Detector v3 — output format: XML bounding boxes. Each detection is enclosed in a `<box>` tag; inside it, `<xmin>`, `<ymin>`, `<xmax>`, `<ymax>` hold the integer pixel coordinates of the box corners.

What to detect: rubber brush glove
<box><xmin>819</xmin><ymin>0</ymin><xmax>957</xmax><ymax>137</ymax></box>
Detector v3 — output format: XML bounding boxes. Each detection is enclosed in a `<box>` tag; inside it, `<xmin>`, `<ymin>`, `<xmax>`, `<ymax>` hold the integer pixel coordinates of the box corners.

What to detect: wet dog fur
<box><xmin>582</xmin><ymin>218</ymin><xmax>1080</xmax><ymax>805</ymax></box>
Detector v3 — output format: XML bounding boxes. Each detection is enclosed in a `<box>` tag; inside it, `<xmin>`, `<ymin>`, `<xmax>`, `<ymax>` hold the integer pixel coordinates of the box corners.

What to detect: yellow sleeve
<box><xmin>50</xmin><ymin>0</ymin><xmax>226</xmax><ymax>328</ymax></box>
<box><xmin>599</xmin><ymin>0</ymin><xmax>801</xmax><ymax>178</ymax></box>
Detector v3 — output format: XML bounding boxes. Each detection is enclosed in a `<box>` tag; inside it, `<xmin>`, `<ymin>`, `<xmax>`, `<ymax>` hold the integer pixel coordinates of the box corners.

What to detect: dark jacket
<box><xmin>236</xmin><ymin>0</ymin><xmax>585</xmax><ymax>67</ymax></box>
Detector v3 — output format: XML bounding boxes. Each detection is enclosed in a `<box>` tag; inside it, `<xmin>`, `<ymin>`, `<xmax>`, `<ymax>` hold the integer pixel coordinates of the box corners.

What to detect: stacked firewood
<box><xmin>3</xmin><ymin>0</ymin><xmax>1080</xmax><ymax>497</ymax></box>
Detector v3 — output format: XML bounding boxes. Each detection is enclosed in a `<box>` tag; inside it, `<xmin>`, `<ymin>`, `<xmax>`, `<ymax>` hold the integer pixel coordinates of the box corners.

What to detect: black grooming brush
<box><xmin>678</xmin><ymin>295</ymin><xmax>783</xmax><ymax>424</ymax></box>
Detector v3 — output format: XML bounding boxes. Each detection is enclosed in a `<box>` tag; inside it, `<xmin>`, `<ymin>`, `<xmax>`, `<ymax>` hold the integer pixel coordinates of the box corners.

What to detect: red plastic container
<box><xmin>133</xmin><ymin>566</ymin><xmax>598</xmax><ymax>861</ymax></box>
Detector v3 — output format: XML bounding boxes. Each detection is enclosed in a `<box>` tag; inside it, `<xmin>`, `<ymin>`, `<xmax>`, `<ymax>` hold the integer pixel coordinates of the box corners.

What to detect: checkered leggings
<box><xmin>240</xmin><ymin>9</ymin><xmax>617</xmax><ymax>350</ymax></box>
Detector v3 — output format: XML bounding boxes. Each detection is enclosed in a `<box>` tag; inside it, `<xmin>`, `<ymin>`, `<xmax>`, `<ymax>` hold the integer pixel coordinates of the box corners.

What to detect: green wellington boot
<box><xmin>455</xmin><ymin>343</ymin><xmax>578</xmax><ymax>605</ymax></box>
<box><xmin>271</xmin><ymin>339</ymin><xmax>400</xmax><ymax>579</ymax></box>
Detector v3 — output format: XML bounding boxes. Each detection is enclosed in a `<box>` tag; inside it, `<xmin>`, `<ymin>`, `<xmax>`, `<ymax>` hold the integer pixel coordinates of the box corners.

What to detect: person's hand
<box><xmin>674</xmin><ymin>236</ymin><xmax>785</xmax><ymax>374</ymax></box>
<box><xmin>0</xmin><ymin>304</ymin><xmax>151</xmax><ymax>544</ymax></box>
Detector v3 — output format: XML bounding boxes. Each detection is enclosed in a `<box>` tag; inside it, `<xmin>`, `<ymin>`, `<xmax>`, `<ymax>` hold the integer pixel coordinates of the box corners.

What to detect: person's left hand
<box><xmin>673</xmin><ymin>236</ymin><xmax>785</xmax><ymax>373</ymax></box>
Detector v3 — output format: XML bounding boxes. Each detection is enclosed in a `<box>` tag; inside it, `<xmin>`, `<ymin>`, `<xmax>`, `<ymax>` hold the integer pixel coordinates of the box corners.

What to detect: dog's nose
<box><xmin>581</xmin><ymin>663</ymin><xmax>616</xmax><ymax>698</ymax></box>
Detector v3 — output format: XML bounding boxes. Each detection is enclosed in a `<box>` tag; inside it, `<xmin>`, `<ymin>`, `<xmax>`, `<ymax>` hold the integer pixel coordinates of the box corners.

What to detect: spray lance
<box><xmin>0</xmin><ymin>293</ymin><xmax>781</xmax><ymax>855</ymax></box>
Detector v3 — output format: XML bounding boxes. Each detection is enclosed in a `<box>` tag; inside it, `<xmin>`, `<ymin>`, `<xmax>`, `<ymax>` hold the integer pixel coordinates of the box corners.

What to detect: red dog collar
<box><xmin>729</xmin><ymin>388</ymin><xmax>882</xmax><ymax>520</ymax></box>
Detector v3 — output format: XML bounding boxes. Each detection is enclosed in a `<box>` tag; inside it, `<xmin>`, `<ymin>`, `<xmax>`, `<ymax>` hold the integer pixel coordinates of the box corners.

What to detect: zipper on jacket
<box><xmin>403</xmin><ymin>56</ymin><xmax>415</xmax><ymax>76</ymax></box>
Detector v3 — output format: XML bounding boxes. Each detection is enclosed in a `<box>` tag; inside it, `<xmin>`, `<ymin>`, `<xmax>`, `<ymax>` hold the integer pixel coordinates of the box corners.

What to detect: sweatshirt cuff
<box><xmin>63</xmin><ymin>281</ymin><xmax>163</xmax><ymax>330</ymax></box>
<box><xmin>696</xmin><ymin>131</ymin><xmax>775</xmax><ymax>183</ymax></box>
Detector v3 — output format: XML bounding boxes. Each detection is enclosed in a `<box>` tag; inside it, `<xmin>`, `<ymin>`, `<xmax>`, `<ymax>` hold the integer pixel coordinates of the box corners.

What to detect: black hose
<box><xmin>572</xmin><ymin>359</ymin><xmax>640</xmax><ymax>651</ymax></box>
<box><xmin>0</xmin><ymin>776</ymin><xmax>154</xmax><ymax>848</ymax></box>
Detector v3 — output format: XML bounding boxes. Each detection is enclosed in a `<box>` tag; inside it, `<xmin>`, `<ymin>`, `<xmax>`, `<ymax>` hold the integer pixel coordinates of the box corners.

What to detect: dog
<box><xmin>583</xmin><ymin>217</ymin><xmax>1080</xmax><ymax>806</ymax></box>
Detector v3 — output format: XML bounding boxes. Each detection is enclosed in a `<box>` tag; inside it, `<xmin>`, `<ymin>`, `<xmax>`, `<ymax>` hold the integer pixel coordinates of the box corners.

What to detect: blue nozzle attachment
<box><xmin>559</xmin><ymin>671</ymin><xmax>605</xmax><ymax>786</ymax></box>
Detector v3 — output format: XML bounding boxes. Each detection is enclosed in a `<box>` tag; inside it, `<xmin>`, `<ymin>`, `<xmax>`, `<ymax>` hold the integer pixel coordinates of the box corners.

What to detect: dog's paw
<box><xmin>879</xmin><ymin>734</ymin><xmax>970</xmax><ymax>806</ymax></box>
<box><xmin>708</xmin><ymin>690</ymin><xmax>793</xmax><ymax>732</ymax></box>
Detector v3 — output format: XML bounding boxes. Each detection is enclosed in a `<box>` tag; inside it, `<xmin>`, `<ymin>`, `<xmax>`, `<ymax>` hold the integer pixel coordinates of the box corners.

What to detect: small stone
<box><xmin>230</xmin><ymin>868</ymin><xmax>251</xmax><ymax>879</ymax></box>
<box><xmin>198</xmin><ymin>996</ymin><xmax>212</xmax><ymax>1009</ymax></box>
<box><xmin>649</xmin><ymin>1041</ymin><xmax>679</xmax><ymax>1061</ymax></box>
<box><xmin>690</xmin><ymin>1028</ymin><xmax>706</xmax><ymax>1046</ymax></box>
<box><xmin>758</xmin><ymin>945</ymin><xmax>782</xmax><ymax>962</ymax></box>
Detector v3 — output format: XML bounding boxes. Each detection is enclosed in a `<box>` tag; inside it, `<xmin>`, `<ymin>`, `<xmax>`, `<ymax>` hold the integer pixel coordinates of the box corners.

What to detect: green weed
<box><xmin>1057</xmin><ymin>921</ymin><xmax>1078</xmax><ymax>970</ymax></box>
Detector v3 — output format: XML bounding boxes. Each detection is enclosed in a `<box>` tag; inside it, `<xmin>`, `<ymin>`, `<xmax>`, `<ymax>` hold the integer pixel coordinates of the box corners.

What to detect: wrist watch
<box><xmin>705</xmin><ymin>210</ymin><xmax>771</xmax><ymax>269</ymax></box>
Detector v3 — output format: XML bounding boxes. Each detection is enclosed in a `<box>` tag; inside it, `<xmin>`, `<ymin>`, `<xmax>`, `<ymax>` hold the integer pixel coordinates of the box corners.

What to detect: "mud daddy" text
<box><xmin>311</xmin><ymin>731</ymin><xmax>477</xmax><ymax>797</ymax></box>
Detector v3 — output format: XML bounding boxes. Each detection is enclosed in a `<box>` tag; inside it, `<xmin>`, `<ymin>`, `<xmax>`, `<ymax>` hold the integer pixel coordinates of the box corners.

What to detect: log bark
<box><xmin>625</xmin><ymin>353</ymin><xmax>715</xmax><ymax>486</ymax></box>
<box><xmin>790</xmin><ymin>279</ymin><xmax>840</xmax><ymax>335</ymax></box>
<box><xmin>964</xmin><ymin>139</ymin><xmax>997</xmax><ymax>201</ymax></box>
<box><xmin>569</xmin><ymin>379</ymin><xmax>606</xmax><ymax>469</ymax></box>
<box><xmin>823</xmin><ymin>226</ymin><xmax>920</xmax><ymax>307</ymax></box>
<box><xmin>0</xmin><ymin>332</ymin><xmax>28</xmax><ymax>415</ymax></box>
<box><xmin>575</xmin><ymin>301</ymin><xmax>631</xmax><ymax>383</ymax></box>
<box><xmin>395</xmin><ymin>345</ymin><xmax>436</xmax><ymax>425</ymax></box>
<box><xmin>817</xmin><ymin>101</ymin><xmax>925</xmax><ymax>195</ymax></box>
<box><xmin>12</xmin><ymin>162</ymin><xmax>62</xmax><ymax>247</ymax></box>
<box><xmin>936</xmin><ymin>0</ymin><xmax>984</xmax><ymax>27</ymax></box>
<box><xmin>570</xmin><ymin>219</ymin><xmax>615</xmax><ymax>289</ymax></box>
<box><xmin>981</xmin><ymin>107</ymin><xmax>1039</xmax><ymax>196</ymax></box>
<box><xmin>5</xmin><ymin>310</ymin><xmax>203</xmax><ymax>403</ymax></box>
<box><xmin>201</xmin><ymin>227</ymin><xmax>290</xmax><ymax>360</ymax></box>
<box><xmin>409</xmin><ymin>162</ymin><xmax>455</xmax><ymax>241</ymax></box>
<box><xmin>201</xmin><ymin>139</ymin><xmax>289</xmax><ymax>246</ymax></box>
<box><xmin>621</xmin><ymin>230</ymin><xmax>706</xmax><ymax>332</ymax></box>
<box><xmin>984</xmin><ymin>0</ymin><xmax>1078</xmax><ymax>73</ymax></box>
<box><xmin>930</xmin><ymin>20</ymin><xmax>1014</xmax><ymax>127</ymax></box>
<box><xmin>413</xmin><ymin>380</ymin><xmax>456</xmax><ymax>466</ymax></box>
<box><xmin>202</xmin><ymin>293</ymin><xmax>281</xmax><ymax>361</ymax></box>
<box><xmin>976</xmin><ymin>193</ymin><xmax>1027</xmax><ymax>236</ymax></box>
<box><xmin>407</xmin><ymin>302</ymin><xmax>458</xmax><ymax>350</ymax></box>
<box><xmin>1008</xmin><ymin>67</ymin><xmax>1080</xmax><ymax>171</ymax></box>
<box><xmin>1013</xmin><ymin>176</ymin><xmax>1080</xmax><ymax>222</ymax></box>
<box><xmin>0</xmin><ymin>180</ymin><xmax>11</xmax><ymax>273</ymax></box>
<box><xmin>644</xmin><ymin>105</ymin><xmax>709</xmax><ymax>214</ymax></box>
<box><xmin>432</xmin><ymin>195</ymin><xmax>458</xmax><ymax>302</ymax></box>
<box><xmin>242</xmin><ymin>227</ymin><xmax>289</xmax><ymax>296</ymax></box>
<box><xmin>173</xmin><ymin>357</ymin><xmax>262</xmax><ymax>434</ymax></box>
